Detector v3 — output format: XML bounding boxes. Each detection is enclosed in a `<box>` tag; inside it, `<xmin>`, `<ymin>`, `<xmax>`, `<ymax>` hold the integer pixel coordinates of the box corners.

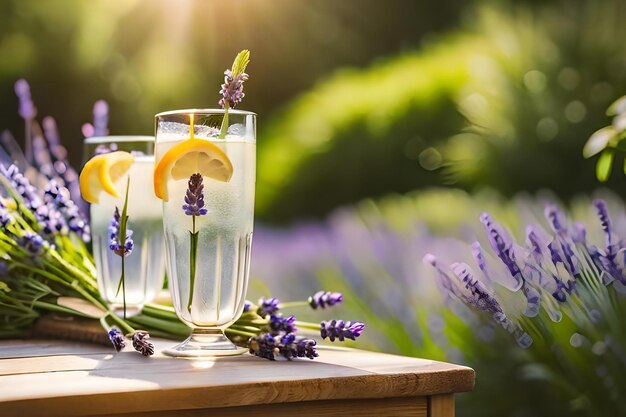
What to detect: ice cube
<box><xmin>227</xmin><ymin>123</ymin><xmax>245</xmax><ymax>136</ymax></box>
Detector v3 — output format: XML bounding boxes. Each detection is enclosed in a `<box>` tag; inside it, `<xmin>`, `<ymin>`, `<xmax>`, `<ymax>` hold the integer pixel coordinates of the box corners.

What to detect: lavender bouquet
<box><xmin>0</xmin><ymin>79</ymin><xmax>365</xmax><ymax>360</ymax></box>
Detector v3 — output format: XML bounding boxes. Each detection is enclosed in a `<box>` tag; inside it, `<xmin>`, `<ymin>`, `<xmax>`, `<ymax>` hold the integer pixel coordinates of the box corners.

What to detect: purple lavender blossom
<box><xmin>480</xmin><ymin>213</ymin><xmax>522</xmax><ymax>283</ymax></box>
<box><xmin>1</xmin><ymin>164</ymin><xmax>42</xmax><ymax>211</ymax></box>
<box><xmin>243</xmin><ymin>300</ymin><xmax>252</xmax><ymax>312</ymax></box>
<box><xmin>545</xmin><ymin>204</ymin><xmax>567</xmax><ymax>233</ymax></box>
<box><xmin>249</xmin><ymin>333</ymin><xmax>278</xmax><ymax>360</ymax></box>
<box><xmin>249</xmin><ymin>333</ymin><xmax>318</xmax><ymax>361</ymax></box>
<box><xmin>269</xmin><ymin>314</ymin><xmax>297</xmax><ymax>334</ymax></box>
<box><xmin>182</xmin><ymin>173</ymin><xmax>208</xmax><ymax>216</ymax></box>
<box><xmin>219</xmin><ymin>69</ymin><xmax>249</xmax><ymax>109</ymax></box>
<box><xmin>320</xmin><ymin>320</ymin><xmax>365</xmax><ymax>342</ymax></box>
<box><xmin>14</xmin><ymin>79</ymin><xmax>36</xmax><ymax>120</ymax></box>
<box><xmin>93</xmin><ymin>100</ymin><xmax>109</xmax><ymax>137</ymax></box>
<box><xmin>109</xmin><ymin>207</ymin><xmax>133</xmax><ymax>257</ymax></box>
<box><xmin>0</xmin><ymin>202</ymin><xmax>12</xmax><ymax>227</ymax></box>
<box><xmin>423</xmin><ymin>254</ymin><xmax>462</xmax><ymax>301</ymax></box>
<box><xmin>132</xmin><ymin>331</ymin><xmax>154</xmax><ymax>356</ymax></box>
<box><xmin>278</xmin><ymin>333</ymin><xmax>318</xmax><ymax>360</ymax></box>
<box><xmin>594</xmin><ymin>199</ymin><xmax>616</xmax><ymax>251</ymax></box>
<box><xmin>21</xmin><ymin>232</ymin><xmax>45</xmax><ymax>255</ymax></box>
<box><xmin>308</xmin><ymin>291</ymin><xmax>343</xmax><ymax>309</ymax></box>
<box><xmin>44</xmin><ymin>180</ymin><xmax>90</xmax><ymax>241</ymax></box>
<box><xmin>451</xmin><ymin>263</ymin><xmax>504</xmax><ymax>316</ymax></box>
<box><xmin>296</xmin><ymin>338</ymin><xmax>318</xmax><ymax>360</ymax></box>
<box><xmin>471</xmin><ymin>241</ymin><xmax>493</xmax><ymax>285</ymax></box>
<box><xmin>108</xmin><ymin>328</ymin><xmax>126</xmax><ymax>352</ymax></box>
<box><xmin>258</xmin><ymin>297</ymin><xmax>280</xmax><ymax>316</ymax></box>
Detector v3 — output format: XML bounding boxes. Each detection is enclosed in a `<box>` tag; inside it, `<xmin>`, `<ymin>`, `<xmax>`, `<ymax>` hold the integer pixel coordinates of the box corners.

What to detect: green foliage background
<box><xmin>257</xmin><ymin>1</ymin><xmax>626</xmax><ymax>222</ymax></box>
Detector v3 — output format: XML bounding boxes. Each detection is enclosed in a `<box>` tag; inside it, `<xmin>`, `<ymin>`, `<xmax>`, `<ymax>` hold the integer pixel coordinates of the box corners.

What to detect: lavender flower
<box><xmin>21</xmin><ymin>232</ymin><xmax>45</xmax><ymax>255</ymax></box>
<box><xmin>594</xmin><ymin>199</ymin><xmax>616</xmax><ymax>251</ymax></box>
<box><xmin>269</xmin><ymin>314</ymin><xmax>297</xmax><ymax>334</ymax></box>
<box><xmin>249</xmin><ymin>333</ymin><xmax>278</xmax><ymax>360</ymax></box>
<box><xmin>93</xmin><ymin>100</ymin><xmax>109</xmax><ymax>137</ymax></box>
<box><xmin>308</xmin><ymin>291</ymin><xmax>343</xmax><ymax>309</ymax></box>
<box><xmin>0</xmin><ymin>202</ymin><xmax>13</xmax><ymax>227</ymax></box>
<box><xmin>0</xmin><ymin>164</ymin><xmax>62</xmax><ymax>238</ymax></box>
<box><xmin>14</xmin><ymin>79</ymin><xmax>36</xmax><ymax>120</ymax></box>
<box><xmin>243</xmin><ymin>300</ymin><xmax>252</xmax><ymax>312</ymax></box>
<box><xmin>278</xmin><ymin>333</ymin><xmax>318</xmax><ymax>360</ymax></box>
<box><xmin>108</xmin><ymin>328</ymin><xmax>126</xmax><ymax>352</ymax></box>
<box><xmin>182</xmin><ymin>173</ymin><xmax>208</xmax><ymax>216</ymax></box>
<box><xmin>1</xmin><ymin>164</ymin><xmax>42</xmax><ymax>211</ymax></box>
<box><xmin>295</xmin><ymin>338</ymin><xmax>319</xmax><ymax>360</ymax></box>
<box><xmin>219</xmin><ymin>69</ymin><xmax>249</xmax><ymax>109</ymax></box>
<box><xmin>423</xmin><ymin>254</ymin><xmax>462</xmax><ymax>301</ymax></box>
<box><xmin>259</xmin><ymin>297</ymin><xmax>280</xmax><ymax>316</ymax></box>
<box><xmin>44</xmin><ymin>181</ymin><xmax>90</xmax><ymax>241</ymax></box>
<box><xmin>320</xmin><ymin>320</ymin><xmax>365</xmax><ymax>342</ymax></box>
<box><xmin>132</xmin><ymin>331</ymin><xmax>154</xmax><ymax>356</ymax></box>
<box><xmin>249</xmin><ymin>333</ymin><xmax>318</xmax><ymax>361</ymax></box>
<box><xmin>480</xmin><ymin>213</ymin><xmax>523</xmax><ymax>284</ymax></box>
<box><xmin>450</xmin><ymin>263</ymin><xmax>504</xmax><ymax>316</ymax></box>
<box><xmin>109</xmin><ymin>207</ymin><xmax>133</xmax><ymax>257</ymax></box>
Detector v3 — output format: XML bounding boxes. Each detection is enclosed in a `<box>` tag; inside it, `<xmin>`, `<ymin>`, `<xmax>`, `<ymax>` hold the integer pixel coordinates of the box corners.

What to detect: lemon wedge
<box><xmin>79</xmin><ymin>151</ymin><xmax>135</xmax><ymax>204</ymax></box>
<box><xmin>153</xmin><ymin>139</ymin><xmax>233</xmax><ymax>201</ymax></box>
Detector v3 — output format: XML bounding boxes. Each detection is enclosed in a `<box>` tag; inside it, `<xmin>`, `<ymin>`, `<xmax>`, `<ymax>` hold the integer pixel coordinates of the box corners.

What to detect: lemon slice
<box><xmin>79</xmin><ymin>151</ymin><xmax>135</xmax><ymax>204</ymax></box>
<box><xmin>153</xmin><ymin>139</ymin><xmax>233</xmax><ymax>201</ymax></box>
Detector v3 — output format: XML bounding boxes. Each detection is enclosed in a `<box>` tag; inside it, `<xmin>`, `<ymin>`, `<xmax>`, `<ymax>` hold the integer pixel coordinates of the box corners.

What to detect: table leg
<box><xmin>429</xmin><ymin>394</ymin><xmax>454</xmax><ymax>417</ymax></box>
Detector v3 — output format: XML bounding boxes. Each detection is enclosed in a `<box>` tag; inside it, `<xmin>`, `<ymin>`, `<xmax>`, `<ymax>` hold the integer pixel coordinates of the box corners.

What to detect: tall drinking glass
<box><xmin>84</xmin><ymin>136</ymin><xmax>166</xmax><ymax>317</ymax></box>
<box><xmin>155</xmin><ymin>110</ymin><xmax>255</xmax><ymax>357</ymax></box>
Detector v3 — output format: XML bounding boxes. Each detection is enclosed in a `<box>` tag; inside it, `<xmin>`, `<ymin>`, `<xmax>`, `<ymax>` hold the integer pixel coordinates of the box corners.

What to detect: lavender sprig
<box><xmin>109</xmin><ymin>178</ymin><xmax>132</xmax><ymax>319</ymax></box>
<box><xmin>320</xmin><ymin>320</ymin><xmax>365</xmax><ymax>342</ymax></box>
<box><xmin>218</xmin><ymin>50</ymin><xmax>251</xmax><ymax>138</ymax></box>
<box><xmin>309</xmin><ymin>291</ymin><xmax>343</xmax><ymax>309</ymax></box>
<box><xmin>14</xmin><ymin>79</ymin><xmax>36</xmax><ymax>163</ymax></box>
<box><xmin>108</xmin><ymin>207</ymin><xmax>133</xmax><ymax>257</ymax></box>
<box><xmin>183</xmin><ymin>173</ymin><xmax>207</xmax><ymax>313</ymax></box>
<box><xmin>269</xmin><ymin>314</ymin><xmax>297</xmax><ymax>334</ymax></box>
<box><xmin>258</xmin><ymin>296</ymin><xmax>280</xmax><ymax>317</ymax></box>
<box><xmin>248</xmin><ymin>333</ymin><xmax>318</xmax><ymax>361</ymax></box>
<box><xmin>44</xmin><ymin>180</ymin><xmax>90</xmax><ymax>242</ymax></box>
<box><xmin>108</xmin><ymin>328</ymin><xmax>126</xmax><ymax>352</ymax></box>
<box><xmin>132</xmin><ymin>331</ymin><xmax>154</xmax><ymax>356</ymax></box>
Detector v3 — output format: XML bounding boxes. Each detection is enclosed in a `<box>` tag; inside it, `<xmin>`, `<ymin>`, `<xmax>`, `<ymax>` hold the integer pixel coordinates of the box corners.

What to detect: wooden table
<box><xmin>0</xmin><ymin>339</ymin><xmax>474</xmax><ymax>417</ymax></box>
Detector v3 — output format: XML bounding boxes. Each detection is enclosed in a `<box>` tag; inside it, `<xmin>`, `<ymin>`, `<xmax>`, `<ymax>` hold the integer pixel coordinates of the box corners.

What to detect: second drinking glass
<box><xmin>84</xmin><ymin>136</ymin><xmax>166</xmax><ymax>317</ymax></box>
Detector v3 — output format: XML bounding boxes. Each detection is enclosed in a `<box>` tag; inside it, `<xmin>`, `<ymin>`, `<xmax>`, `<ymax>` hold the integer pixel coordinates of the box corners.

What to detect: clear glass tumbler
<box><xmin>84</xmin><ymin>136</ymin><xmax>166</xmax><ymax>317</ymax></box>
<box><xmin>155</xmin><ymin>110</ymin><xmax>255</xmax><ymax>357</ymax></box>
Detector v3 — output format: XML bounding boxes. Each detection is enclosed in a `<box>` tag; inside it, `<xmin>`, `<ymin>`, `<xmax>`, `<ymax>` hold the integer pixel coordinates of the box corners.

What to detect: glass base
<box><xmin>111</xmin><ymin>304</ymin><xmax>142</xmax><ymax>318</ymax></box>
<box><xmin>163</xmin><ymin>329</ymin><xmax>247</xmax><ymax>357</ymax></box>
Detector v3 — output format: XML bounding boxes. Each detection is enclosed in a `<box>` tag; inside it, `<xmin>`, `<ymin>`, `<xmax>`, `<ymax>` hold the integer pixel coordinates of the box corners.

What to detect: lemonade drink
<box><xmin>156</xmin><ymin>138</ymin><xmax>255</xmax><ymax>327</ymax></box>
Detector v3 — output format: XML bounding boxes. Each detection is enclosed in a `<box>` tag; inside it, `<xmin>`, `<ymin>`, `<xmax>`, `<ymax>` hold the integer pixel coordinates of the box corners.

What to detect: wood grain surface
<box><xmin>0</xmin><ymin>339</ymin><xmax>474</xmax><ymax>417</ymax></box>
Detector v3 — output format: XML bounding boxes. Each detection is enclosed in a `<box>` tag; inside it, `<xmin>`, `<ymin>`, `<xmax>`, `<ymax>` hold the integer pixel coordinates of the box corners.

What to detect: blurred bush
<box><xmin>257</xmin><ymin>0</ymin><xmax>626</xmax><ymax>223</ymax></box>
<box><xmin>0</xmin><ymin>0</ymin><xmax>466</xmax><ymax>169</ymax></box>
